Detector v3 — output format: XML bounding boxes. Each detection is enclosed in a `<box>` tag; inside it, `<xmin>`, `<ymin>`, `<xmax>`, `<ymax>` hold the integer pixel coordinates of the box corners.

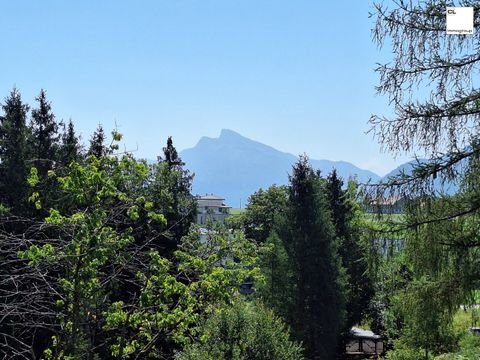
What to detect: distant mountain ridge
<box><xmin>381</xmin><ymin>158</ymin><xmax>459</xmax><ymax>195</ymax></box>
<box><xmin>180</xmin><ymin>129</ymin><xmax>383</xmax><ymax>206</ymax></box>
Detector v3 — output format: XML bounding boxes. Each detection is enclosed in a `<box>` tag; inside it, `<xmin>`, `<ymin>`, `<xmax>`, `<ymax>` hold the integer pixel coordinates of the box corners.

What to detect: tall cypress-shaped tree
<box><xmin>278</xmin><ymin>156</ymin><xmax>346</xmax><ymax>359</ymax></box>
<box><xmin>0</xmin><ymin>88</ymin><xmax>31</xmax><ymax>212</ymax></box>
<box><xmin>163</xmin><ymin>136</ymin><xmax>182</xmax><ymax>167</ymax></box>
<box><xmin>149</xmin><ymin>137</ymin><xmax>195</xmax><ymax>254</ymax></box>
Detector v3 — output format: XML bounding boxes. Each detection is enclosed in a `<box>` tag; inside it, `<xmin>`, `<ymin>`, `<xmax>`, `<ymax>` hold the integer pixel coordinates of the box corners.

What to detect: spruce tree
<box><xmin>59</xmin><ymin>119</ymin><xmax>82</xmax><ymax>164</ymax></box>
<box><xmin>30</xmin><ymin>89</ymin><xmax>59</xmax><ymax>177</ymax></box>
<box><xmin>278</xmin><ymin>156</ymin><xmax>346</xmax><ymax>359</ymax></box>
<box><xmin>88</xmin><ymin>124</ymin><xmax>108</xmax><ymax>157</ymax></box>
<box><xmin>0</xmin><ymin>88</ymin><xmax>31</xmax><ymax>212</ymax></box>
<box><xmin>326</xmin><ymin>170</ymin><xmax>374</xmax><ymax>335</ymax></box>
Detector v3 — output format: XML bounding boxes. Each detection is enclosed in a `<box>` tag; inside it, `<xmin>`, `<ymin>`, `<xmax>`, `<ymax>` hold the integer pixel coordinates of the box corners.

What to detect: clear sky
<box><xmin>0</xmin><ymin>0</ymin><xmax>410</xmax><ymax>176</ymax></box>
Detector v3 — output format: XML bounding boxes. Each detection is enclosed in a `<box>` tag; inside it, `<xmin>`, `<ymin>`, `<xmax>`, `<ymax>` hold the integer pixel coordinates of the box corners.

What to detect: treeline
<box><xmin>0</xmin><ymin>87</ymin><xmax>212</xmax><ymax>358</ymax></box>
<box><xmin>233</xmin><ymin>161</ymin><xmax>375</xmax><ymax>359</ymax></box>
<box><xmin>6</xmin><ymin>84</ymin><xmax>477</xmax><ymax>360</ymax></box>
<box><xmin>0</xmin><ymin>88</ymin><xmax>378</xmax><ymax>359</ymax></box>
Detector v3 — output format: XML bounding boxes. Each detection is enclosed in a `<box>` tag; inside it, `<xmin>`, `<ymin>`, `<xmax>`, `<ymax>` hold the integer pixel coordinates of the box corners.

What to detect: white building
<box><xmin>196</xmin><ymin>194</ymin><xmax>231</xmax><ymax>225</ymax></box>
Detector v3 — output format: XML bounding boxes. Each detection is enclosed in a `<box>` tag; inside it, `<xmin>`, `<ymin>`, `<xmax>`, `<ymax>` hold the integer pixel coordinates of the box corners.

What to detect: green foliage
<box><xmin>275</xmin><ymin>155</ymin><xmax>346</xmax><ymax>359</ymax></box>
<box><xmin>0</xmin><ymin>87</ymin><xmax>31</xmax><ymax>213</ymax></box>
<box><xmin>87</xmin><ymin>124</ymin><xmax>108</xmax><ymax>158</ymax></box>
<box><xmin>17</xmin><ymin>141</ymin><xmax>263</xmax><ymax>358</ymax></box>
<box><xmin>103</xmin><ymin>224</ymin><xmax>263</xmax><ymax>358</ymax></box>
<box><xmin>176</xmin><ymin>299</ymin><xmax>304</xmax><ymax>360</ymax></box>
<box><xmin>398</xmin><ymin>277</ymin><xmax>456</xmax><ymax>354</ymax></box>
<box><xmin>431</xmin><ymin>308</ymin><xmax>480</xmax><ymax>359</ymax></box>
<box><xmin>14</xmin><ymin>141</ymin><xmax>183</xmax><ymax>357</ymax></box>
<box><xmin>0</xmin><ymin>202</ymin><xmax>9</xmax><ymax>214</ymax></box>
<box><xmin>390</xmin><ymin>329</ymin><xmax>480</xmax><ymax>360</ymax></box>
<box><xmin>326</xmin><ymin>173</ymin><xmax>374</xmax><ymax>332</ymax></box>
<box><xmin>0</xmin><ymin>91</ymin><xmax>268</xmax><ymax>358</ymax></box>
<box><xmin>367</xmin><ymin>158</ymin><xmax>480</xmax><ymax>357</ymax></box>
<box><xmin>387</xmin><ymin>192</ymin><xmax>480</xmax><ymax>355</ymax></box>
<box><xmin>436</xmin><ymin>333</ymin><xmax>480</xmax><ymax>360</ymax></box>
<box><xmin>259</xmin><ymin>231</ymin><xmax>296</xmax><ymax>325</ymax></box>
<box><xmin>241</xmin><ymin>185</ymin><xmax>288</xmax><ymax>243</ymax></box>
<box><xmin>369</xmin><ymin>3</ymin><xmax>480</xmax><ymax>357</ymax></box>
<box><xmin>104</xmin><ymin>250</ymin><xmax>196</xmax><ymax>357</ymax></box>
<box><xmin>30</xmin><ymin>89</ymin><xmax>59</xmax><ymax>177</ymax></box>
<box><xmin>176</xmin><ymin>224</ymin><xmax>264</xmax><ymax>305</ymax></box>
<box><xmin>387</xmin><ymin>338</ymin><xmax>429</xmax><ymax>360</ymax></box>
<box><xmin>148</xmin><ymin>137</ymin><xmax>196</xmax><ymax>253</ymax></box>
<box><xmin>58</xmin><ymin>119</ymin><xmax>81</xmax><ymax>165</ymax></box>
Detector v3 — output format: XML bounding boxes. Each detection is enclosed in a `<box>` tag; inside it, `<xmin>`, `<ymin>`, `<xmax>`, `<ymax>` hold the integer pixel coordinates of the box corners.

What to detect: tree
<box><xmin>58</xmin><ymin>119</ymin><xmax>82</xmax><ymax>165</ymax></box>
<box><xmin>1</xmin><ymin>134</ymin><xmax>262</xmax><ymax>359</ymax></box>
<box><xmin>326</xmin><ymin>171</ymin><xmax>374</xmax><ymax>332</ymax></box>
<box><xmin>149</xmin><ymin>137</ymin><xmax>196</xmax><ymax>253</ymax></box>
<box><xmin>241</xmin><ymin>185</ymin><xmax>288</xmax><ymax>243</ymax></box>
<box><xmin>163</xmin><ymin>136</ymin><xmax>182</xmax><ymax>167</ymax></box>
<box><xmin>370</xmin><ymin>3</ymin><xmax>480</xmax><ymax>355</ymax></box>
<box><xmin>0</xmin><ymin>88</ymin><xmax>31</xmax><ymax>212</ymax></box>
<box><xmin>87</xmin><ymin>124</ymin><xmax>108</xmax><ymax>158</ymax></box>
<box><xmin>277</xmin><ymin>155</ymin><xmax>346</xmax><ymax>359</ymax></box>
<box><xmin>389</xmin><ymin>173</ymin><xmax>480</xmax><ymax>357</ymax></box>
<box><xmin>260</xmin><ymin>230</ymin><xmax>296</xmax><ymax>326</ymax></box>
<box><xmin>28</xmin><ymin>90</ymin><xmax>63</xmax><ymax>215</ymax></box>
<box><xmin>176</xmin><ymin>299</ymin><xmax>304</xmax><ymax>360</ymax></box>
<box><xmin>369</xmin><ymin>0</ymin><xmax>480</xmax><ymax>205</ymax></box>
<box><xmin>30</xmin><ymin>89</ymin><xmax>59</xmax><ymax>177</ymax></box>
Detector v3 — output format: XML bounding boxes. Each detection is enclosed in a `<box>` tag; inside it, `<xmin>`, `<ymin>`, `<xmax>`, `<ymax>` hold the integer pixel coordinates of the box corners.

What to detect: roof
<box><xmin>350</xmin><ymin>327</ymin><xmax>382</xmax><ymax>340</ymax></box>
<box><xmin>197</xmin><ymin>194</ymin><xmax>225</xmax><ymax>200</ymax></box>
<box><xmin>368</xmin><ymin>196</ymin><xmax>405</xmax><ymax>206</ymax></box>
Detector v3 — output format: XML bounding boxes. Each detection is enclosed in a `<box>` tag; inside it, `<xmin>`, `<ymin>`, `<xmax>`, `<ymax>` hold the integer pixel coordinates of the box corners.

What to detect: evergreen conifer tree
<box><xmin>326</xmin><ymin>170</ymin><xmax>374</xmax><ymax>336</ymax></box>
<box><xmin>30</xmin><ymin>89</ymin><xmax>59</xmax><ymax>177</ymax></box>
<box><xmin>59</xmin><ymin>119</ymin><xmax>82</xmax><ymax>164</ymax></box>
<box><xmin>163</xmin><ymin>136</ymin><xmax>182</xmax><ymax>167</ymax></box>
<box><xmin>0</xmin><ymin>88</ymin><xmax>31</xmax><ymax>212</ymax></box>
<box><xmin>149</xmin><ymin>137</ymin><xmax>195</xmax><ymax>253</ymax></box>
<box><xmin>88</xmin><ymin>124</ymin><xmax>107</xmax><ymax>157</ymax></box>
<box><xmin>278</xmin><ymin>156</ymin><xmax>346</xmax><ymax>359</ymax></box>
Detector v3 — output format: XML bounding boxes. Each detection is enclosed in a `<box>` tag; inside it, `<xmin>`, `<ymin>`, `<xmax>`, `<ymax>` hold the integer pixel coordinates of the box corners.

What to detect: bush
<box><xmin>385</xmin><ymin>337</ymin><xmax>430</xmax><ymax>360</ymax></box>
<box><xmin>176</xmin><ymin>299</ymin><xmax>304</xmax><ymax>360</ymax></box>
<box><xmin>434</xmin><ymin>333</ymin><xmax>480</xmax><ymax>359</ymax></box>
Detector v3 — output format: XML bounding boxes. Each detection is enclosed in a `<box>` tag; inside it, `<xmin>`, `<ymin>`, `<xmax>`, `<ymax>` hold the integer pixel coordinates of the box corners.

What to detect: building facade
<box><xmin>196</xmin><ymin>194</ymin><xmax>231</xmax><ymax>225</ymax></box>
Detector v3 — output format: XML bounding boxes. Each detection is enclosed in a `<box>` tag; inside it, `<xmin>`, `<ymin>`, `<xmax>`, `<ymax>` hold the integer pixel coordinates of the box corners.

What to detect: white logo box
<box><xmin>446</xmin><ymin>7</ymin><xmax>474</xmax><ymax>34</ymax></box>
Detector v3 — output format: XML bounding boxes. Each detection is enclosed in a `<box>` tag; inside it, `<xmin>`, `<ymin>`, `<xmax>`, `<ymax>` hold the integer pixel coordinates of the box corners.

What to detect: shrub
<box><xmin>176</xmin><ymin>299</ymin><xmax>304</xmax><ymax>360</ymax></box>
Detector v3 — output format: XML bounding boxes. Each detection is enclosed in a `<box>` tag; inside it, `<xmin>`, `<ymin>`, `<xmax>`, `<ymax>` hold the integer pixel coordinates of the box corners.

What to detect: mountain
<box><xmin>381</xmin><ymin>159</ymin><xmax>459</xmax><ymax>194</ymax></box>
<box><xmin>380</xmin><ymin>160</ymin><xmax>425</xmax><ymax>183</ymax></box>
<box><xmin>180</xmin><ymin>129</ymin><xmax>382</xmax><ymax>206</ymax></box>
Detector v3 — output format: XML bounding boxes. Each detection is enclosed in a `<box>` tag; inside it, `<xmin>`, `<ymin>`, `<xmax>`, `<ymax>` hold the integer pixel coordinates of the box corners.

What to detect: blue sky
<box><xmin>0</xmin><ymin>0</ymin><xmax>409</xmax><ymax>175</ymax></box>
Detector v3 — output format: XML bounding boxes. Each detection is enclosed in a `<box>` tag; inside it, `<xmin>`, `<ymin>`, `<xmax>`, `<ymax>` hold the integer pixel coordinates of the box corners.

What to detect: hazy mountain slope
<box><xmin>381</xmin><ymin>159</ymin><xmax>458</xmax><ymax>195</ymax></box>
<box><xmin>180</xmin><ymin>129</ymin><xmax>381</xmax><ymax>205</ymax></box>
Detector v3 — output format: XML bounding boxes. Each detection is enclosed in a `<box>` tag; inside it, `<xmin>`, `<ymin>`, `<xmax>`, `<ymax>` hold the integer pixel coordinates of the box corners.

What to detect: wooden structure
<box><xmin>343</xmin><ymin>327</ymin><xmax>384</xmax><ymax>359</ymax></box>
